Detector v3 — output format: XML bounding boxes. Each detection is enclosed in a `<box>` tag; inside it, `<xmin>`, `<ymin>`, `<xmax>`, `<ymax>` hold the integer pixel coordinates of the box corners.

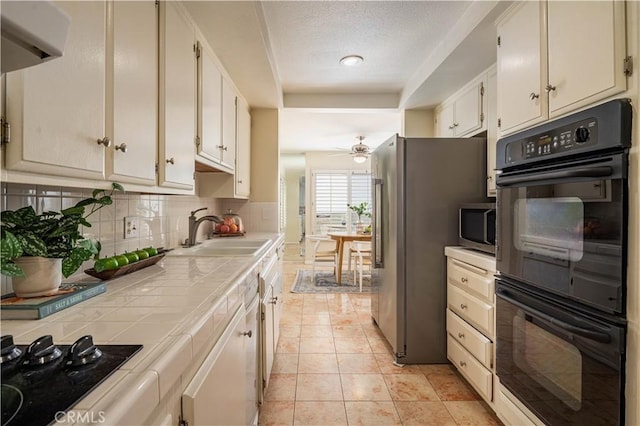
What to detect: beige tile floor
<box><xmin>258</xmin><ymin>244</ymin><xmax>502</xmax><ymax>425</ymax></box>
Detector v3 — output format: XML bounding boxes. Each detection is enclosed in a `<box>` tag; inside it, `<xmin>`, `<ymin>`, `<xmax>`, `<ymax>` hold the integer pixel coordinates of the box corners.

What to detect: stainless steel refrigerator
<box><xmin>371</xmin><ymin>134</ymin><xmax>487</xmax><ymax>364</ymax></box>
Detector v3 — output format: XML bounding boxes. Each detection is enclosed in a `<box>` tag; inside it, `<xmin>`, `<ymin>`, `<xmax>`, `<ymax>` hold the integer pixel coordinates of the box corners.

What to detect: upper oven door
<box><xmin>496</xmin><ymin>153</ymin><xmax>627</xmax><ymax>314</ymax></box>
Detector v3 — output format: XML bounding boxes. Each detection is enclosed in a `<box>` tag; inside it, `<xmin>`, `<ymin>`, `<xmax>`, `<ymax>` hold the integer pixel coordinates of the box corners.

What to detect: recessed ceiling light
<box><xmin>339</xmin><ymin>55</ymin><xmax>364</xmax><ymax>66</ymax></box>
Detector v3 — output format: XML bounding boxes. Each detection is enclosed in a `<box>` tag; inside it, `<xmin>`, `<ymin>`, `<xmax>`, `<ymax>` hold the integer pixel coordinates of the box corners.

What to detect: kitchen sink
<box><xmin>167</xmin><ymin>239</ymin><xmax>271</xmax><ymax>257</ymax></box>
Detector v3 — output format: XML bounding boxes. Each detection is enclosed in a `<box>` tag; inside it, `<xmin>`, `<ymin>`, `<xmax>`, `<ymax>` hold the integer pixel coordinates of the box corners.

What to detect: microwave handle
<box><xmin>496</xmin><ymin>288</ymin><xmax>611</xmax><ymax>343</ymax></box>
<box><xmin>497</xmin><ymin>166</ymin><xmax>612</xmax><ymax>186</ymax></box>
<box><xmin>483</xmin><ymin>209</ymin><xmax>491</xmax><ymax>244</ymax></box>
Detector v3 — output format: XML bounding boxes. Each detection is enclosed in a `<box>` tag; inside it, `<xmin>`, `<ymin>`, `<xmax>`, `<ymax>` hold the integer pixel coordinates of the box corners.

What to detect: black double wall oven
<box><xmin>495</xmin><ymin>99</ymin><xmax>631</xmax><ymax>426</ymax></box>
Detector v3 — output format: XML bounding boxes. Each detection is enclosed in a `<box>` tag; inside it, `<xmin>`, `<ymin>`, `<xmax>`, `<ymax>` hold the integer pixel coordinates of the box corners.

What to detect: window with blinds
<box><xmin>311</xmin><ymin>170</ymin><xmax>372</xmax><ymax>235</ymax></box>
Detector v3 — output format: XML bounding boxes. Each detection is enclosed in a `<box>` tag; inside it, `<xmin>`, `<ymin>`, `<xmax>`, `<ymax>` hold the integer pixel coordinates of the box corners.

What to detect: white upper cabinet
<box><xmin>107</xmin><ymin>0</ymin><xmax>157</xmax><ymax>185</ymax></box>
<box><xmin>196</xmin><ymin>42</ymin><xmax>223</xmax><ymax>165</ymax></box>
<box><xmin>435</xmin><ymin>76</ymin><xmax>485</xmax><ymax>138</ymax></box>
<box><xmin>5</xmin><ymin>1</ymin><xmax>107</xmax><ymax>180</ymax></box>
<box><xmin>236</xmin><ymin>96</ymin><xmax>251</xmax><ymax>197</ymax></box>
<box><xmin>546</xmin><ymin>1</ymin><xmax>627</xmax><ymax>117</ymax></box>
<box><xmin>497</xmin><ymin>0</ymin><xmax>627</xmax><ymax>136</ymax></box>
<box><xmin>158</xmin><ymin>1</ymin><xmax>196</xmax><ymax>190</ymax></box>
<box><xmin>486</xmin><ymin>66</ymin><xmax>498</xmax><ymax>197</ymax></box>
<box><xmin>496</xmin><ymin>1</ymin><xmax>546</xmax><ymax>135</ymax></box>
<box><xmin>221</xmin><ymin>78</ymin><xmax>237</xmax><ymax>171</ymax></box>
<box><xmin>435</xmin><ymin>103</ymin><xmax>455</xmax><ymax>137</ymax></box>
<box><xmin>195</xmin><ymin>41</ymin><xmax>236</xmax><ymax>173</ymax></box>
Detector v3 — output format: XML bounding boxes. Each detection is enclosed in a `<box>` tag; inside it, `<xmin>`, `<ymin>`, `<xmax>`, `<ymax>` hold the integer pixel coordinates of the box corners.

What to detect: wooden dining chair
<box><xmin>306</xmin><ymin>235</ymin><xmax>338</xmax><ymax>280</ymax></box>
<box><xmin>351</xmin><ymin>241</ymin><xmax>372</xmax><ymax>292</ymax></box>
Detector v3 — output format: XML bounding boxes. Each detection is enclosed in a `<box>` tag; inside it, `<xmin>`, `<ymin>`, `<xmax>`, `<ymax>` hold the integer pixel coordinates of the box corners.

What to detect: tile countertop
<box><xmin>0</xmin><ymin>232</ymin><xmax>284</xmax><ymax>426</ymax></box>
<box><xmin>444</xmin><ymin>246</ymin><xmax>497</xmax><ymax>272</ymax></box>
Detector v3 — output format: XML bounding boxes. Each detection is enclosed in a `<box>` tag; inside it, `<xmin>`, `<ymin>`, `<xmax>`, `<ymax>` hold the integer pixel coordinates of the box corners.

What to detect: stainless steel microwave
<box><xmin>458</xmin><ymin>203</ymin><xmax>496</xmax><ymax>254</ymax></box>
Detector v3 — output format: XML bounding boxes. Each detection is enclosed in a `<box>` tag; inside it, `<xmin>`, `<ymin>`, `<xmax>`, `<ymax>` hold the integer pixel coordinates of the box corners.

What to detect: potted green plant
<box><xmin>348</xmin><ymin>202</ymin><xmax>371</xmax><ymax>233</ymax></box>
<box><xmin>1</xmin><ymin>183</ymin><xmax>123</xmax><ymax>297</ymax></box>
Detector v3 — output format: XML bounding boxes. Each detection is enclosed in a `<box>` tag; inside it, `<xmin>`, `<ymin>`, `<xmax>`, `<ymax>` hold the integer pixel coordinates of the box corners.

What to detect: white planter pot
<box><xmin>12</xmin><ymin>257</ymin><xmax>62</xmax><ymax>298</ymax></box>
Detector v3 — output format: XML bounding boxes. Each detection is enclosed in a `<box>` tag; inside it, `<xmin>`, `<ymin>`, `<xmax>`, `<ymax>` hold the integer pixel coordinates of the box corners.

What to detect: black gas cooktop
<box><xmin>1</xmin><ymin>335</ymin><xmax>142</xmax><ymax>426</ymax></box>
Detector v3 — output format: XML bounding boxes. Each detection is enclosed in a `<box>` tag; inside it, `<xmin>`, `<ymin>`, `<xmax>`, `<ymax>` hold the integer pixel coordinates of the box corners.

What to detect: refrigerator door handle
<box><xmin>372</xmin><ymin>178</ymin><xmax>384</xmax><ymax>268</ymax></box>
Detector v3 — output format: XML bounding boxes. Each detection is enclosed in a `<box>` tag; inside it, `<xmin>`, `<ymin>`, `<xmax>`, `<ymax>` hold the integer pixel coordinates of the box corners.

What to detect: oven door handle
<box><xmin>496</xmin><ymin>288</ymin><xmax>611</xmax><ymax>343</ymax></box>
<box><xmin>497</xmin><ymin>166</ymin><xmax>612</xmax><ymax>186</ymax></box>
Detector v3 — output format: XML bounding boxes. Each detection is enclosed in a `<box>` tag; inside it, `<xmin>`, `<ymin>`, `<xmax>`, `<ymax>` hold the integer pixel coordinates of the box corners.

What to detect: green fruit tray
<box><xmin>84</xmin><ymin>252</ymin><xmax>166</xmax><ymax>281</ymax></box>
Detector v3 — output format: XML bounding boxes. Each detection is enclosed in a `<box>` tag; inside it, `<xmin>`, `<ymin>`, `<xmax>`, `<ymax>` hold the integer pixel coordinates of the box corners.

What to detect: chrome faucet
<box><xmin>185</xmin><ymin>207</ymin><xmax>223</xmax><ymax>247</ymax></box>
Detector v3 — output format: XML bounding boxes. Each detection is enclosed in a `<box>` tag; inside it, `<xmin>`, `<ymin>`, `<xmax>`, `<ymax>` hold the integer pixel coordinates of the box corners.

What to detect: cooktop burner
<box><xmin>1</xmin><ymin>335</ymin><xmax>142</xmax><ymax>426</ymax></box>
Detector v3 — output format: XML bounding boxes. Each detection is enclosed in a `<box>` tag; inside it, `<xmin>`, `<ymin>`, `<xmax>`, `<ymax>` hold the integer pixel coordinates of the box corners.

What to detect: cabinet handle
<box><xmin>97</xmin><ymin>137</ymin><xmax>111</xmax><ymax>147</ymax></box>
<box><xmin>243</xmin><ymin>330</ymin><xmax>253</xmax><ymax>338</ymax></box>
<box><xmin>460</xmin><ymin>303</ymin><xmax>467</xmax><ymax>310</ymax></box>
<box><xmin>115</xmin><ymin>143</ymin><xmax>127</xmax><ymax>153</ymax></box>
<box><xmin>270</xmin><ymin>296</ymin><xmax>278</xmax><ymax>304</ymax></box>
<box><xmin>448</xmin><ymin>124</ymin><xmax>455</xmax><ymax>130</ymax></box>
<box><xmin>461</xmin><ymin>277</ymin><xmax>468</xmax><ymax>283</ymax></box>
<box><xmin>458</xmin><ymin>332</ymin><xmax>465</xmax><ymax>339</ymax></box>
<box><xmin>453</xmin><ymin>123</ymin><xmax>459</xmax><ymax>127</ymax></box>
<box><xmin>459</xmin><ymin>361</ymin><xmax>467</xmax><ymax>367</ymax></box>
<box><xmin>166</xmin><ymin>157</ymin><xmax>175</xmax><ymax>165</ymax></box>
<box><xmin>237</xmin><ymin>180</ymin><xmax>243</xmax><ymax>184</ymax></box>
<box><xmin>487</xmin><ymin>176</ymin><xmax>493</xmax><ymax>181</ymax></box>
<box><xmin>529</xmin><ymin>92</ymin><xmax>539</xmax><ymax>100</ymax></box>
<box><xmin>217</xmin><ymin>145</ymin><xmax>228</xmax><ymax>151</ymax></box>
<box><xmin>545</xmin><ymin>84</ymin><xmax>557</xmax><ymax>93</ymax></box>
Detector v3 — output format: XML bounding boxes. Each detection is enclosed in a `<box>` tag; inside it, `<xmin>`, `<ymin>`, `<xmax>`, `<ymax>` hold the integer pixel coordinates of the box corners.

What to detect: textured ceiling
<box><xmin>261</xmin><ymin>1</ymin><xmax>471</xmax><ymax>94</ymax></box>
<box><xmin>184</xmin><ymin>1</ymin><xmax>508</xmax><ymax>156</ymax></box>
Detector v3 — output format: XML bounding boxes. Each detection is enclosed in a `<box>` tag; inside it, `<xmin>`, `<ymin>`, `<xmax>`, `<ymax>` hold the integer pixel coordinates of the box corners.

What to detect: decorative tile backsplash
<box><xmin>1</xmin><ymin>182</ymin><xmax>280</xmax><ymax>295</ymax></box>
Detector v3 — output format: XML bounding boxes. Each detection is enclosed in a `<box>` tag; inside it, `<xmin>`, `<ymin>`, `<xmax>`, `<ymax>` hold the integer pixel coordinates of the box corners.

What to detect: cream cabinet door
<box><xmin>158</xmin><ymin>1</ymin><xmax>195</xmax><ymax>190</ymax></box>
<box><xmin>261</xmin><ymin>285</ymin><xmax>275</xmax><ymax>392</ymax></box>
<box><xmin>435</xmin><ymin>103</ymin><xmax>455</xmax><ymax>137</ymax></box>
<box><xmin>221</xmin><ymin>78</ymin><xmax>237</xmax><ymax>171</ymax></box>
<box><xmin>547</xmin><ymin>0</ymin><xmax>626</xmax><ymax>117</ymax></box>
<box><xmin>196</xmin><ymin>42</ymin><xmax>223</xmax><ymax>165</ymax></box>
<box><xmin>486</xmin><ymin>67</ymin><xmax>497</xmax><ymax>197</ymax></box>
<box><xmin>5</xmin><ymin>1</ymin><xmax>107</xmax><ymax>180</ymax></box>
<box><xmin>454</xmin><ymin>80</ymin><xmax>484</xmax><ymax>137</ymax></box>
<box><xmin>108</xmin><ymin>0</ymin><xmax>157</xmax><ymax>185</ymax></box>
<box><xmin>496</xmin><ymin>1</ymin><xmax>547</xmax><ymax>135</ymax></box>
<box><xmin>236</xmin><ymin>96</ymin><xmax>251</xmax><ymax>197</ymax></box>
<box><xmin>182</xmin><ymin>307</ymin><xmax>246</xmax><ymax>426</ymax></box>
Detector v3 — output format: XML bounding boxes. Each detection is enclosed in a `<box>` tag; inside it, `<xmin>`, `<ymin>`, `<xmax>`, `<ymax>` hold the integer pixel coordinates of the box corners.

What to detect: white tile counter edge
<box><xmin>0</xmin><ymin>232</ymin><xmax>283</xmax><ymax>425</ymax></box>
<box><xmin>444</xmin><ymin>246</ymin><xmax>497</xmax><ymax>272</ymax></box>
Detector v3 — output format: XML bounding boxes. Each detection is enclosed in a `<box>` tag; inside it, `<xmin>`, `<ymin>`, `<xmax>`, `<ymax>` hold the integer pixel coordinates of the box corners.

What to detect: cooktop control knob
<box><xmin>575</xmin><ymin>127</ymin><xmax>590</xmax><ymax>143</ymax></box>
<box><xmin>1</xmin><ymin>335</ymin><xmax>22</xmax><ymax>364</ymax></box>
<box><xmin>23</xmin><ymin>335</ymin><xmax>62</xmax><ymax>367</ymax></box>
<box><xmin>66</xmin><ymin>335</ymin><xmax>103</xmax><ymax>367</ymax></box>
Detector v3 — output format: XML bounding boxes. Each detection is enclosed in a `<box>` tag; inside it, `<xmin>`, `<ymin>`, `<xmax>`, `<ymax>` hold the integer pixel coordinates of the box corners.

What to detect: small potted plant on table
<box><xmin>1</xmin><ymin>183</ymin><xmax>123</xmax><ymax>297</ymax></box>
<box><xmin>348</xmin><ymin>202</ymin><xmax>371</xmax><ymax>234</ymax></box>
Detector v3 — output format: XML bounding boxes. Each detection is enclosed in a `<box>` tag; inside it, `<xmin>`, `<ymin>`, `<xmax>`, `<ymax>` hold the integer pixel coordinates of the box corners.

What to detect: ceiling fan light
<box><xmin>353</xmin><ymin>153</ymin><xmax>368</xmax><ymax>163</ymax></box>
<box><xmin>339</xmin><ymin>55</ymin><xmax>364</xmax><ymax>66</ymax></box>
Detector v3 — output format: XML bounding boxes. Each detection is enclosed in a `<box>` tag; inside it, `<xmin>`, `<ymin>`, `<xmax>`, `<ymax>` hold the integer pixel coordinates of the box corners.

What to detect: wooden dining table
<box><xmin>328</xmin><ymin>232</ymin><xmax>372</xmax><ymax>284</ymax></box>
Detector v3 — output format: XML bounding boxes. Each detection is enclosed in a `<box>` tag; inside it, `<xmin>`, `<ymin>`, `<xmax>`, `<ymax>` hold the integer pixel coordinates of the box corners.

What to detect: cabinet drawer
<box><xmin>446</xmin><ymin>309</ymin><xmax>492</xmax><ymax>368</ymax></box>
<box><xmin>447</xmin><ymin>334</ymin><xmax>493</xmax><ymax>402</ymax></box>
<box><xmin>447</xmin><ymin>258</ymin><xmax>494</xmax><ymax>302</ymax></box>
<box><xmin>447</xmin><ymin>283</ymin><xmax>494</xmax><ymax>338</ymax></box>
<box><xmin>497</xmin><ymin>388</ymin><xmax>538</xmax><ymax>426</ymax></box>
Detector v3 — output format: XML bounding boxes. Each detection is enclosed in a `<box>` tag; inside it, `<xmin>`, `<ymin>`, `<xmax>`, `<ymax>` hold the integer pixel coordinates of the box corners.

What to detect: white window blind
<box><xmin>311</xmin><ymin>171</ymin><xmax>371</xmax><ymax>235</ymax></box>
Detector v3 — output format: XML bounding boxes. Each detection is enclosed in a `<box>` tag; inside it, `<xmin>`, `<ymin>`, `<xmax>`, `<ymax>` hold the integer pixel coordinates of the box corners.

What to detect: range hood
<box><xmin>1</xmin><ymin>1</ymin><xmax>71</xmax><ymax>74</ymax></box>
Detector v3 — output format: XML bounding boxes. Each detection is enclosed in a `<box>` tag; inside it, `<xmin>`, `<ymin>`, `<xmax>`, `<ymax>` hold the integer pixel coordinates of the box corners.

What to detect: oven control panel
<box><xmin>506</xmin><ymin>117</ymin><xmax>598</xmax><ymax>164</ymax></box>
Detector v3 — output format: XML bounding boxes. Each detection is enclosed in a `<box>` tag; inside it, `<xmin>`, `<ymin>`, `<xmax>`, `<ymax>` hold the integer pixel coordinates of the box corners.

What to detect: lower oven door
<box><xmin>496</xmin><ymin>153</ymin><xmax>626</xmax><ymax>314</ymax></box>
<box><xmin>495</xmin><ymin>279</ymin><xmax>626</xmax><ymax>426</ymax></box>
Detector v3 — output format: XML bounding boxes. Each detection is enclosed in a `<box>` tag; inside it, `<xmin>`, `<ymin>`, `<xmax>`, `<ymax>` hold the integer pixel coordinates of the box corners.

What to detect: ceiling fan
<box><xmin>331</xmin><ymin>136</ymin><xmax>371</xmax><ymax>163</ymax></box>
